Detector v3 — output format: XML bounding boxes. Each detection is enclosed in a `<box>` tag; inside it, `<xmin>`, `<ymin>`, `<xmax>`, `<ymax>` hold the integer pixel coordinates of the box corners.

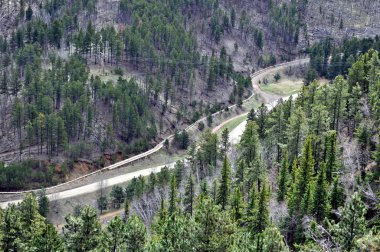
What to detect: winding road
<box><xmin>0</xmin><ymin>58</ymin><xmax>309</xmax><ymax>208</ymax></box>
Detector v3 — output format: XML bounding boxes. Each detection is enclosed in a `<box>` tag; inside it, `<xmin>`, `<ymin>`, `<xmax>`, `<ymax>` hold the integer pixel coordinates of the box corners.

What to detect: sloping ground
<box><xmin>0</xmin><ymin>59</ymin><xmax>309</xmax><ymax>223</ymax></box>
<box><xmin>302</xmin><ymin>0</ymin><xmax>380</xmax><ymax>47</ymax></box>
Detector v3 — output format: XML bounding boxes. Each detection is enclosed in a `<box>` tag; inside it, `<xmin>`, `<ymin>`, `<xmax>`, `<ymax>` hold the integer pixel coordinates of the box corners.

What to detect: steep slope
<box><xmin>1</xmin><ymin>0</ymin><xmax>380</xmax><ymax>189</ymax></box>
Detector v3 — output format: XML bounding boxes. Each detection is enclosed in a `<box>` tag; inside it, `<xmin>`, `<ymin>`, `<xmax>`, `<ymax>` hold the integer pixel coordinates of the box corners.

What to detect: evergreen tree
<box><xmin>373</xmin><ymin>138</ymin><xmax>380</xmax><ymax>169</ymax></box>
<box><xmin>111</xmin><ymin>185</ymin><xmax>124</xmax><ymax>208</ymax></box>
<box><xmin>299</xmin><ymin>135</ymin><xmax>315</xmax><ymax>197</ymax></box>
<box><xmin>248</xmin><ymin>157</ymin><xmax>265</xmax><ymax>191</ymax></box>
<box><xmin>251</xmin><ymin>182</ymin><xmax>269</xmax><ymax>234</ymax></box>
<box><xmin>260</xmin><ymin>226</ymin><xmax>289</xmax><ymax>252</ymax></box>
<box><xmin>19</xmin><ymin>194</ymin><xmax>44</xmax><ymax>231</ymax></box>
<box><xmin>124</xmin><ymin>199</ymin><xmax>129</xmax><ymax>219</ymax></box>
<box><xmin>1</xmin><ymin>205</ymin><xmax>23</xmax><ymax>251</ymax></box>
<box><xmin>257</xmin><ymin>103</ymin><xmax>268</xmax><ymax>138</ymax></box>
<box><xmin>194</xmin><ymin>197</ymin><xmax>236</xmax><ymax>251</ymax></box>
<box><xmin>330</xmin><ymin>75</ymin><xmax>347</xmax><ymax>132</ymax></box>
<box><xmin>247</xmin><ymin>108</ymin><xmax>256</xmax><ymax>122</ymax></box>
<box><xmin>288</xmin><ymin>160</ymin><xmax>301</xmax><ymax>215</ymax></box>
<box><xmin>325</xmin><ymin>131</ymin><xmax>338</xmax><ymax>182</ymax></box>
<box><xmin>331</xmin><ymin>192</ymin><xmax>367</xmax><ymax>250</ymax></box>
<box><xmin>168</xmin><ymin>175</ymin><xmax>178</xmax><ymax>215</ymax></box>
<box><xmin>247</xmin><ymin>186</ymin><xmax>258</xmax><ymax>218</ymax></box>
<box><xmin>38</xmin><ymin>189</ymin><xmax>49</xmax><ymax>218</ymax></box>
<box><xmin>64</xmin><ymin>206</ymin><xmax>102</xmax><ymax>251</ymax></box>
<box><xmin>217</xmin><ymin>156</ymin><xmax>231</xmax><ymax>210</ymax></box>
<box><xmin>125</xmin><ymin>215</ymin><xmax>147</xmax><ymax>252</ymax></box>
<box><xmin>267</xmin><ymin>104</ymin><xmax>286</xmax><ymax>162</ymax></box>
<box><xmin>147</xmin><ymin>172</ymin><xmax>157</xmax><ymax>193</ymax></box>
<box><xmin>235</xmin><ymin>159</ymin><xmax>246</xmax><ymax>194</ymax></box>
<box><xmin>183</xmin><ymin>174</ymin><xmax>195</xmax><ymax>216</ymax></box>
<box><xmin>200</xmin><ymin>179</ymin><xmax>209</xmax><ymax>198</ymax></box>
<box><xmin>312</xmin><ymin>162</ymin><xmax>330</xmax><ymax>222</ymax></box>
<box><xmin>239</xmin><ymin>121</ymin><xmax>259</xmax><ymax>165</ymax></box>
<box><xmin>103</xmin><ymin>216</ymin><xmax>126</xmax><ymax>251</ymax></box>
<box><xmin>287</xmin><ymin>107</ymin><xmax>308</xmax><ymax>160</ymax></box>
<box><xmin>220</xmin><ymin>128</ymin><xmax>230</xmax><ymax>157</ymax></box>
<box><xmin>97</xmin><ymin>196</ymin><xmax>108</xmax><ymax>214</ymax></box>
<box><xmin>25</xmin><ymin>5</ymin><xmax>33</xmax><ymax>21</ymax></box>
<box><xmin>277</xmin><ymin>153</ymin><xmax>289</xmax><ymax>202</ymax></box>
<box><xmin>330</xmin><ymin>177</ymin><xmax>345</xmax><ymax>210</ymax></box>
<box><xmin>231</xmin><ymin>187</ymin><xmax>244</xmax><ymax>221</ymax></box>
<box><xmin>301</xmin><ymin>181</ymin><xmax>314</xmax><ymax>215</ymax></box>
<box><xmin>33</xmin><ymin>224</ymin><xmax>64</xmax><ymax>252</ymax></box>
<box><xmin>0</xmin><ymin>71</ymin><xmax>7</xmax><ymax>94</ymax></box>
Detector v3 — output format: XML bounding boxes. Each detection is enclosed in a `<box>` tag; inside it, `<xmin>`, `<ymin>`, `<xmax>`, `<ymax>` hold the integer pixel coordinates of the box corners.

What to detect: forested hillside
<box><xmin>0</xmin><ymin>0</ymin><xmax>380</xmax><ymax>250</ymax></box>
<box><xmin>1</xmin><ymin>0</ymin><xmax>380</xmax><ymax>187</ymax></box>
<box><xmin>0</xmin><ymin>0</ymin><xmax>251</xmax><ymax>188</ymax></box>
<box><xmin>1</xmin><ymin>49</ymin><xmax>379</xmax><ymax>251</ymax></box>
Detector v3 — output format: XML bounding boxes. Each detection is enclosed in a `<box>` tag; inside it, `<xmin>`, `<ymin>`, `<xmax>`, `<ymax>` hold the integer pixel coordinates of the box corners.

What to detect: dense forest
<box><xmin>2</xmin><ymin>0</ymin><xmax>377</xmax><ymax>189</ymax></box>
<box><xmin>0</xmin><ymin>0</ymin><xmax>380</xmax><ymax>250</ymax></box>
<box><xmin>306</xmin><ymin>36</ymin><xmax>380</xmax><ymax>83</ymax></box>
<box><xmin>0</xmin><ymin>0</ymin><xmax>255</xmax><ymax>189</ymax></box>
<box><xmin>1</xmin><ymin>48</ymin><xmax>379</xmax><ymax>251</ymax></box>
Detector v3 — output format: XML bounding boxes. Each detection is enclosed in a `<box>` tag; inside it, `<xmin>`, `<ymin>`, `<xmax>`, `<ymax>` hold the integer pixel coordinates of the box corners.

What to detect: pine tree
<box><xmin>312</xmin><ymin>162</ymin><xmax>330</xmax><ymax>222</ymax></box>
<box><xmin>211</xmin><ymin>180</ymin><xmax>218</xmax><ymax>202</ymax></box>
<box><xmin>19</xmin><ymin>194</ymin><xmax>43</xmax><ymax>231</ymax></box>
<box><xmin>325</xmin><ymin>131</ymin><xmax>338</xmax><ymax>182</ymax></box>
<box><xmin>25</xmin><ymin>5</ymin><xmax>33</xmax><ymax>21</ymax></box>
<box><xmin>373</xmin><ymin>138</ymin><xmax>380</xmax><ymax>169</ymax></box>
<box><xmin>288</xmin><ymin>160</ymin><xmax>301</xmax><ymax>216</ymax></box>
<box><xmin>111</xmin><ymin>185</ymin><xmax>124</xmax><ymax>208</ymax></box>
<box><xmin>260</xmin><ymin>226</ymin><xmax>288</xmax><ymax>252</ymax></box>
<box><xmin>239</xmin><ymin>121</ymin><xmax>259</xmax><ymax>165</ymax></box>
<box><xmin>330</xmin><ymin>177</ymin><xmax>345</xmax><ymax>210</ymax></box>
<box><xmin>248</xmin><ymin>157</ymin><xmax>265</xmax><ymax>191</ymax></box>
<box><xmin>277</xmin><ymin>153</ymin><xmax>289</xmax><ymax>202</ymax></box>
<box><xmin>287</xmin><ymin>107</ymin><xmax>308</xmax><ymax>160</ymax></box>
<box><xmin>299</xmin><ymin>135</ymin><xmax>315</xmax><ymax>197</ymax></box>
<box><xmin>183</xmin><ymin>174</ymin><xmax>195</xmax><ymax>216</ymax></box>
<box><xmin>235</xmin><ymin>159</ymin><xmax>246</xmax><ymax>194</ymax></box>
<box><xmin>168</xmin><ymin>175</ymin><xmax>178</xmax><ymax>215</ymax></box>
<box><xmin>231</xmin><ymin>187</ymin><xmax>244</xmax><ymax>221</ymax></box>
<box><xmin>257</xmin><ymin>103</ymin><xmax>268</xmax><ymax>138</ymax></box>
<box><xmin>174</xmin><ymin>161</ymin><xmax>184</xmax><ymax>187</ymax></box>
<box><xmin>124</xmin><ymin>199</ymin><xmax>129</xmax><ymax>219</ymax></box>
<box><xmin>267</xmin><ymin>104</ymin><xmax>285</xmax><ymax>162</ymax></box>
<box><xmin>11</xmin><ymin>98</ymin><xmax>23</xmax><ymax>160</ymax></box>
<box><xmin>301</xmin><ymin>181</ymin><xmax>314</xmax><ymax>215</ymax></box>
<box><xmin>0</xmin><ymin>70</ymin><xmax>7</xmax><ymax>94</ymax></box>
<box><xmin>220</xmin><ymin>128</ymin><xmax>230</xmax><ymax>157</ymax></box>
<box><xmin>200</xmin><ymin>179</ymin><xmax>209</xmax><ymax>198</ymax></box>
<box><xmin>251</xmin><ymin>182</ymin><xmax>269</xmax><ymax>234</ymax></box>
<box><xmin>64</xmin><ymin>206</ymin><xmax>102</xmax><ymax>251</ymax></box>
<box><xmin>247</xmin><ymin>108</ymin><xmax>256</xmax><ymax>122</ymax></box>
<box><xmin>330</xmin><ymin>75</ymin><xmax>347</xmax><ymax>132</ymax></box>
<box><xmin>217</xmin><ymin>156</ymin><xmax>231</xmax><ymax>210</ymax></box>
<box><xmin>33</xmin><ymin>223</ymin><xmax>64</xmax><ymax>252</ymax></box>
<box><xmin>247</xmin><ymin>186</ymin><xmax>258</xmax><ymax>218</ymax></box>
<box><xmin>147</xmin><ymin>172</ymin><xmax>156</xmax><ymax>193</ymax></box>
<box><xmin>1</xmin><ymin>205</ymin><xmax>23</xmax><ymax>251</ymax></box>
<box><xmin>103</xmin><ymin>216</ymin><xmax>126</xmax><ymax>251</ymax></box>
<box><xmin>125</xmin><ymin>215</ymin><xmax>147</xmax><ymax>252</ymax></box>
<box><xmin>331</xmin><ymin>192</ymin><xmax>367</xmax><ymax>250</ymax></box>
<box><xmin>38</xmin><ymin>189</ymin><xmax>49</xmax><ymax>218</ymax></box>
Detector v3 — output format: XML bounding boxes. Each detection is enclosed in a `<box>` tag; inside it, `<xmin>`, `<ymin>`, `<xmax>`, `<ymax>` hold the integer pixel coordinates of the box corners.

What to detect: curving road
<box><xmin>0</xmin><ymin>58</ymin><xmax>309</xmax><ymax>208</ymax></box>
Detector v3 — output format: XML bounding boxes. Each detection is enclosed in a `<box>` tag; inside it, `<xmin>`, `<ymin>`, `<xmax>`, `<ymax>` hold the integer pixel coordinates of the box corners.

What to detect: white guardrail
<box><xmin>0</xmin><ymin>58</ymin><xmax>309</xmax><ymax>197</ymax></box>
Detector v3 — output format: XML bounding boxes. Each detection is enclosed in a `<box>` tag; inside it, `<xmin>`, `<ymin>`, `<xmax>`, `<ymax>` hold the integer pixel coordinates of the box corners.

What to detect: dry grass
<box><xmin>260</xmin><ymin>77</ymin><xmax>303</xmax><ymax>96</ymax></box>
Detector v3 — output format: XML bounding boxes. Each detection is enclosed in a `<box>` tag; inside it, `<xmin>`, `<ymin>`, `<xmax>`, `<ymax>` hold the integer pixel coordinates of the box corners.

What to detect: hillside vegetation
<box><xmin>1</xmin><ymin>0</ymin><xmax>380</xmax><ymax>178</ymax></box>
<box><xmin>1</xmin><ymin>47</ymin><xmax>379</xmax><ymax>251</ymax></box>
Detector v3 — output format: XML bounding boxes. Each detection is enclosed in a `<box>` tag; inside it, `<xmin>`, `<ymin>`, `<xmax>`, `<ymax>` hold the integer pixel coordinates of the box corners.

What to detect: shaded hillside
<box><xmin>1</xmin><ymin>0</ymin><xmax>380</xmax><ymax>186</ymax></box>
